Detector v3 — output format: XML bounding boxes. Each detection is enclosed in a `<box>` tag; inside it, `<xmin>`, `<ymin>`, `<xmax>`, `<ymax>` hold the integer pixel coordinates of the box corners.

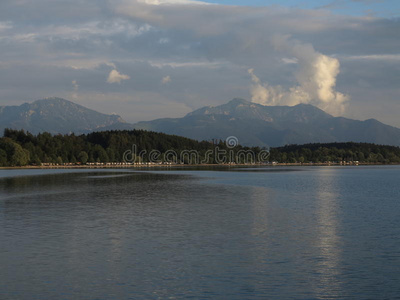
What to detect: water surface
<box><xmin>0</xmin><ymin>166</ymin><xmax>399</xmax><ymax>299</ymax></box>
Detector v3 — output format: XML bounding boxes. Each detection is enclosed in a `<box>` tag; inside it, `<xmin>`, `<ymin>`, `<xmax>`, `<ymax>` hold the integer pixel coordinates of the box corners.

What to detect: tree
<box><xmin>92</xmin><ymin>145</ymin><xmax>109</xmax><ymax>163</ymax></box>
<box><xmin>0</xmin><ymin>149</ymin><xmax>7</xmax><ymax>166</ymax></box>
<box><xmin>106</xmin><ymin>147</ymin><xmax>116</xmax><ymax>162</ymax></box>
<box><xmin>70</xmin><ymin>155</ymin><xmax>77</xmax><ymax>164</ymax></box>
<box><xmin>78</xmin><ymin>151</ymin><xmax>89</xmax><ymax>164</ymax></box>
<box><xmin>56</xmin><ymin>156</ymin><xmax>63</xmax><ymax>165</ymax></box>
<box><xmin>0</xmin><ymin>138</ymin><xmax>29</xmax><ymax>166</ymax></box>
<box><xmin>11</xmin><ymin>144</ymin><xmax>30</xmax><ymax>166</ymax></box>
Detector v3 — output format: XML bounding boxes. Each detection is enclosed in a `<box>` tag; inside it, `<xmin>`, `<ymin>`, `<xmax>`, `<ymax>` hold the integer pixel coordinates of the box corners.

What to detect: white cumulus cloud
<box><xmin>249</xmin><ymin>38</ymin><xmax>349</xmax><ymax>116</ymax></box>
<box><xmin>107</xmin><ymin>69</ymin><xmax>130</xmax><ymax>84</ymax></box>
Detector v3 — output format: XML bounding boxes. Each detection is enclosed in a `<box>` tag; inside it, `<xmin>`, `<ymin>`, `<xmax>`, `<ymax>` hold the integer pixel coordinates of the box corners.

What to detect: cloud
<box><xmin>351</xmin><ymin>0</ymin><xmax>383</xmax><ymax>3</ymax></box>
<box><xmin>248</xmin><ymin>38</ymin><xmax>349</xmax><ymax>116</ymax></box>
<box><xmin>342</xmin><ymin>54</ymin><xmax>400</xmax><ymax>61</ymax></box>
<box><xmin>0</xmin><ymin>0</ymin><xmax>399</xmax><ymax>126</ymax></box>
<box><xmin>71</xmin><ymin>80</ymin><xmax>79</xmax><ymax>99</ymax></box>
<box><xmin>107</xmin><ymin>69</ymin><xmax>130</xmax><ymax>84</ymax></box>
<box><xmin>282</xmin><ymin>58</ymin><xmax>298</xmax><ymax>64</ymax></box>
<box><xmin>161</xmin><ymin>75</ymin><xmax>171</xmax><ymax>84</ymax></box>
<box><xmin>0</xmin><ymin>21</ymin><xmax>13</xmax><ymax>32</ymax></box>
<box><xmin>72</xmin><ymin>80</ymin><xmax>79</xmax><ymax>90</ymax></box>
<box><xmin>320</xmin><ymin>0</ymin><xmax>383</xmax><ymax>9</ymax></box>
<box><xmin>138</xmin><ymin>0</ymin><xmax>209</xmax><ymax>5</ymax></box>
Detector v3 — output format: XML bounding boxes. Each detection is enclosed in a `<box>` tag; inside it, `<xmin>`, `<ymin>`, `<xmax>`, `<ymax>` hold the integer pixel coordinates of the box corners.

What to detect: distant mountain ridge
<box><xmin>187</xmin><ymin>98</ymin><xmax>333</xmax><ymax>123</ymax></box>
<box><xmin>1</xmin><ymin>97</ymin><xmax>400</xmax><ymax>147</ymax></box>
<box><xmin>134</xmin><ymin>98</ymin><xmax>400</xmax><ymax>147</ymax></box>
<box><xmin>0</xmin><ymin>97</ymin><xmax>132</xmax><ymax>135</ymax></box>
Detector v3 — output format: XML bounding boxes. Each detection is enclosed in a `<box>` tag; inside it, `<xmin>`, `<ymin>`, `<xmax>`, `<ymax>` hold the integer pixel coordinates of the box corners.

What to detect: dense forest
<box><xmin>0</xmin><ymin>129</ymin><xmax>264</xmax><ymax>166</ymax></box>
<box><xmin>270</xmin><ymin>143</ymin><xmax>400</xmax><ymax>164</ymax></box>
<box><xmin>1</xmin><ymin>129</ymin><xmax>400</xmax><ymax>166</ymax></box>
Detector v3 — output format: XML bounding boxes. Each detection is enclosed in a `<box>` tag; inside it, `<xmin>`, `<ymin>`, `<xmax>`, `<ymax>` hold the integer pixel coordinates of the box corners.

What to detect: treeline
<box><xmin>269</xmin><ymin>142</ymin><xmax>400</xmax><ymax>164</ymax></box>
<box><xmin>1</xmin><ymin>129</ymin><xmax>400</xmax><ymax>166</ymax></box>
<box><xmin>0</xmin><ymin>129</ymin><xmax>263</xmax><ymax>166</ymax></box>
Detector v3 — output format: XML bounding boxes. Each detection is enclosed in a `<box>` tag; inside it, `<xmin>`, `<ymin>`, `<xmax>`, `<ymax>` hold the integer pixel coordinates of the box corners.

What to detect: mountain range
<box><xmin>1</xmin><ymin>97</ymin><xmax>400</xmax><ymax>147</ymax></box>
<box><xmin>134</xmin><ymin>98</ymin><xmax>400</xmax><ymax>147</ymax></box>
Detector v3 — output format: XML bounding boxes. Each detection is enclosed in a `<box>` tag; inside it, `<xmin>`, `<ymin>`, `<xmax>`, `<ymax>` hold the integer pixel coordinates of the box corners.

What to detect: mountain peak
<box><xmin>40</xmin><ymin>97</ymin><xmax>71</xmax><ymax>102</ymax></box>
<box><xmin>32</xmin><ymin>97</ymin><xmax>87</xmax><ymax>108</ymax></box>
<box><xmin>0</xmin><ymin>97</ymin><xmax>127</xmax><ymax>135</ymax></box>
<box><xmin>187</xmin><ymin>98</ymin><xmax>332</xmax><ymax>123</ymax></box>
<box><xmin>227</xmin><ymin>98</ymin><xmax>251</xmax><ymax>106</ymax></box>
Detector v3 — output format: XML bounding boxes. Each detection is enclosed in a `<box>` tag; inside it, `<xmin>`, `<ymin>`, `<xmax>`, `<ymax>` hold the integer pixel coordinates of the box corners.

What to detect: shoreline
<box><xmin>1</xmin><ymin>162</ymin><xmax>399</xmax><ymax>170</ymax></box>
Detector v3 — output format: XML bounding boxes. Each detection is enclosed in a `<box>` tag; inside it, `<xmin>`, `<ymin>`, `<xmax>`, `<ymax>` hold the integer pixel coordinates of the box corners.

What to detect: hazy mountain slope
<box><xmin>0</xmin><ymin>97</ymin><xmax>128</xmax><ymax>135</ymax></box>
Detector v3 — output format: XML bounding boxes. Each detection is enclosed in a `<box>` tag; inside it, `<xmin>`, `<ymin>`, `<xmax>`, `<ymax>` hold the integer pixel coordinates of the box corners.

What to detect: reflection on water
<box><xmin>1</xmin><ymin>167</ymin><xmax>400</xmax><ymax>299</ymax></box>
<box><xmin>313</xmin><ymin>168</ymin><xmax>343</xmax><ymax>299</ymax></box>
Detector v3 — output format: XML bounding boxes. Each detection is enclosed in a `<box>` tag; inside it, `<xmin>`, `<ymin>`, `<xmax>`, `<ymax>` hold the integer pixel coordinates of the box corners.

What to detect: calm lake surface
<box><xmin>0</xmin><ymin>166</ymin><xmax>399</xmax><ymax>299</ymax></box>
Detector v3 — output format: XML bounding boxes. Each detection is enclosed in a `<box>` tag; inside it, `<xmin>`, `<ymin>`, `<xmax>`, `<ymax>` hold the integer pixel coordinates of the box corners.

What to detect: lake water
<box><xmin>0</xmin><ymin>166</ymin><xmax>399</xmax><ymax>299</ymax></box>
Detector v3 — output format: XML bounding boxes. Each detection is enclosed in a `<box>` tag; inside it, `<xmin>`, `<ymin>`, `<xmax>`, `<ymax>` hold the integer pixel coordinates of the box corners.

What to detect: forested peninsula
<box><xmin>1</xmin><ymin>129</ymin><xmax>400</xmax><ymax>167</ymax></box>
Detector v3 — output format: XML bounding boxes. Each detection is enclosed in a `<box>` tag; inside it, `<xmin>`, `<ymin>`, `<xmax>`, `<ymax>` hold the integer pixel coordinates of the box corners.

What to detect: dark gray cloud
<box><xmin>0</xmin><ymin>0</ymin><xmax>399</xmax><ymax>126</ymax></box>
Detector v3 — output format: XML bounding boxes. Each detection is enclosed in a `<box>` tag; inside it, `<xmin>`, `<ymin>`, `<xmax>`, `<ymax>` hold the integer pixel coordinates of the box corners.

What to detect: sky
<box><xmin>0</xmin><ymin>0</ymin><xmax>399</xmax><ymax>126</ymax></box>
<box><xmin>203</xmin><ymin>0</ymin><xmax>399</xmax><ymax>17</ymax></box>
